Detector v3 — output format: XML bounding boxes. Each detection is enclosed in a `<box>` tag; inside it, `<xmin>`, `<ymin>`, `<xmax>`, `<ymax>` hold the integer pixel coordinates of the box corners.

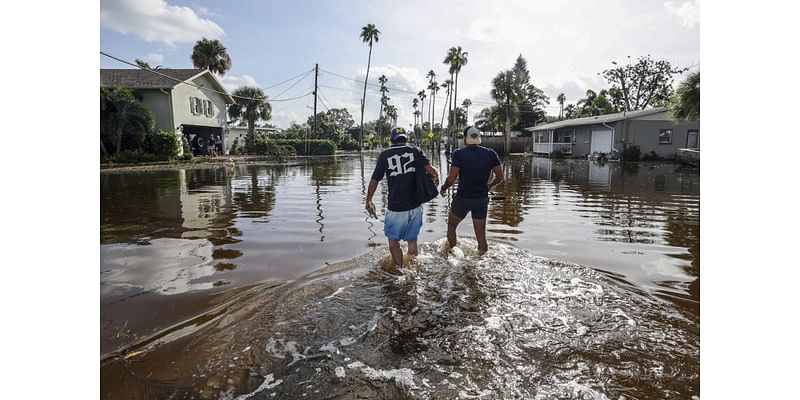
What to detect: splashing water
<box><xmin>102</xmin><ymin>239</ymin><xmax>698</xmax><ymax>399</ymax></box>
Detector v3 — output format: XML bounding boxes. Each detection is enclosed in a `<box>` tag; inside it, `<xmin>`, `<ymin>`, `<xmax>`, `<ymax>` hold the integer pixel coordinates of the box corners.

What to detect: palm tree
<box><xmin>444</xmin><ymin>46</ymin><xmax>468</xmax><ymax>133</ymax></box>
<box><xmin>491</xmin><ymin>70</ymin><xmax>517</xmax><ymax>154</ymax></box>
<box><xmin>426</xmin><ymin>70</ymin><xmax>437</xmax><ymax>134</ymax></box>
<box><xmin>417</xmin><ymin>90</ymin><xmax>427</xmax><ymax>136</ymax></box>
<box><xmin>358</xmin><ymin>23</ymin><xmax>380</xmax><ymax>150</ymax></box>
<box><xmin>385</xmin><ymin>104</ymin><xmax>398</xmax><ymax>126</ymax></box>
<box><xmin>557</xmin><ymin>93</ymin><xmax>566</xmax><ymax>119</ymax></box>
<box><xmin>228</xmin><ymin>86</ymin><xmax>271</xmax><ymax>152</ymax></box>
<box><xmin>412</xmin><ymin>98</ymin><xmax>419</xmax><ymax>133</ymax></box>
<box><xmin>100</xmin><ymin>87</ymin><xmax>153</xmax><ymax>155</ymax></box>
<box><xmin>377</xmin><ymin>75</ymin><xmax>389</xmax><ymax>144</ymax></box>
<box><xmin>462</xmin><ymin>98</ymin><xmax>472</xmax><ymax>126</ymax></box>
<box><xmin>440</xmin><ymin>79</ymin><xmax>452</xmax><ymax>129</ymax></box>
<box><xmin>135</xmin><ymin>59</ymin><xmax>151</xmax><ymax>69</ymax></box>
<box><xmin>191</xmin><ymin>38</ymin><xmax>232</xmax><ymax>75</ymax></box>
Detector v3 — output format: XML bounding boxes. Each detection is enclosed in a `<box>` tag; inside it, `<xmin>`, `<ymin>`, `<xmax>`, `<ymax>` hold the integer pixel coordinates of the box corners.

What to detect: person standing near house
<box><xmin>366</xmin><ymin>127</ymin><xmax>440</xmax><ymax>268</ymax></box>
<box><xmin>439</xmin><ymin>126</ymin><xmax>504</xmax><ymax>253</ymax></box>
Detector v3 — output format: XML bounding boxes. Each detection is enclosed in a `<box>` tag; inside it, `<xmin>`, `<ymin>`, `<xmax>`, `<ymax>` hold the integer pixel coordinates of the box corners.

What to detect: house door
<box><xmin>590</xmin><ymin>129</ymin><xmax>613</xmax><ymax>154</ymax></box>
<box><xmin>687</xmin><ymin>130</ymin><xmax>699</xmax><ymax>149</ymax></box>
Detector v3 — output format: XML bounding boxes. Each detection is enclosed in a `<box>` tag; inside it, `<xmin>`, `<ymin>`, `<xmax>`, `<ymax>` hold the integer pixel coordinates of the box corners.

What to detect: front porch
<box><xmin>532</xmin><ymin>129</ymin><xmax>573</xmax><ymax>155</ymax></box>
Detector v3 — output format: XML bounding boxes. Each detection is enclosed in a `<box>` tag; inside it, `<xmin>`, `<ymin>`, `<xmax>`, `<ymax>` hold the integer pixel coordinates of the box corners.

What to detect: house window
<box><xmin>537</xmin><ymin>133</ymin><xmax>543</xmax><ymax>142</ymax></box>
<box><xmin>195</xmin><ymin>98</ymin><xmax>203</xmax><ymax>116</ymax></box>
<box><xmin>189</xmin><ymin>97</ymin><xmax>196</xmax><ymax>114</ymax></box>
<box><xmin>659</xmin><ymin>129</ymin><xmax>673</xmax><ymax>144</ymax></box>
<box><xmin>208</xmin><ymin>101</ymin><xmax>214</xmax><ymax>117</ymax></box>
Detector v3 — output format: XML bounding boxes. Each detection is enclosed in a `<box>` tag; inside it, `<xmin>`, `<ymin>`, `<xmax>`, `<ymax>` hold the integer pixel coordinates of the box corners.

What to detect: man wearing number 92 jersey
<box><xmin>366</xmin><ymin>127</ymin><xmax>439</xmax><ymax>267</ymax></box>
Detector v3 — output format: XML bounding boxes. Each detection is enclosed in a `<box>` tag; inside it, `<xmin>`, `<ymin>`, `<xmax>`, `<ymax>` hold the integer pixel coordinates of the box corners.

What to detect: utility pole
<box><xmin>313</xmin><ymin>63</ymin><xmax>319</xmax><ymax>142</ymax></box>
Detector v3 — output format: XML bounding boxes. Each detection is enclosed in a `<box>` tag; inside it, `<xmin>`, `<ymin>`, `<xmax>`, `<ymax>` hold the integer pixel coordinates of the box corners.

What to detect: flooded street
<box><xmin>100</xmin><ymin>152</ymin><xmax>699</xmax><ymax>399</ymax></box>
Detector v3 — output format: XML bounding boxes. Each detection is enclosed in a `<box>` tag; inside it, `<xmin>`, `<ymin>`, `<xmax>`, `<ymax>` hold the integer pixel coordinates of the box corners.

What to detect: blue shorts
<box><xmin>383</xmin><ymin>206</ymin><xmax>423</xmax><ymax>242</ymax></box>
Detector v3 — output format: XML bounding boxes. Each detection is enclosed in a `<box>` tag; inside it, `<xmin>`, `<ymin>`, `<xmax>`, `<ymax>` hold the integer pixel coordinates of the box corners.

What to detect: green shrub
<box><xmin>339</xmin><ymin>137</ymin><xmax>360</xmax><ymax>151</ymax></box>
<box><xmin>109</xmin><ymin>149</ymin><xmax>160</xmax><ymax>164</ymax></box>
<box><xmin>275</xmin><ymin>139</ymin><xmax>336</xmax><ymax>155</ymax></box>
<box><xmin>144</xmin><ymin>130</ymin><xmax>180</xmax><ymax>160</ymax></box>
<box><xmin>180</xmin><ymin>134</ymin><xmax>193</xmax><ymax>160</ymax></box>
<box><xmin>621</xmin><ymin>144</ymin><xmax>641</xmax><ymax>161</ymax></box>
<box><xmin>253</xmin><ymin>136</ymin><xmax>296</xmax><ymax>160</ymax></box>
<box><xmin>551</xmin><ymin>149</ymin><xmax>565</xmax><ymax>159</ymax></box>
<box><xmin>641</xmin><ymin>151</ymin><xmax>663</xmax><ymax>161</ymax></box>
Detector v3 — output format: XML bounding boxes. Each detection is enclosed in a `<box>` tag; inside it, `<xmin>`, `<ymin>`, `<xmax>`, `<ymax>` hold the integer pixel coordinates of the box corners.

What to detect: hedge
<box><xmin>275</xmin><ymin>139</ymin><xmax>337</xmax><ymax>155</ymax></box>
<box><xmin>145</xmin><ymin>130</ymin><xmax>181</xmax><ymax>160</ymax></box>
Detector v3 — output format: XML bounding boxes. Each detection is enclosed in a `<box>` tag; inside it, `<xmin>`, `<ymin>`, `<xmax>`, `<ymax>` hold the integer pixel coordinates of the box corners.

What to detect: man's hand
<box><xmin>440</xmin><ymin>185</ymin><xmax>447</xmax><ymax>197</ymax></box>
<box><xmin>365</xmin><ymin>201</ymin><xmax>378</xmax><ymax>218</ymax></box>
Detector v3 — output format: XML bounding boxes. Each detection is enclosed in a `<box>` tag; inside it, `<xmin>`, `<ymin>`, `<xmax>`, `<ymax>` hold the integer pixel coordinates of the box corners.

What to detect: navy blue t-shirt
<box><xmin>451</xmin><ymin>145</ymin><xmax>501</xmax><ymax>199</ymax></box>
<box><xmin>371</xmin><ymin>144</ymin><xmax>430</xmax><ymax>211</ymax></box>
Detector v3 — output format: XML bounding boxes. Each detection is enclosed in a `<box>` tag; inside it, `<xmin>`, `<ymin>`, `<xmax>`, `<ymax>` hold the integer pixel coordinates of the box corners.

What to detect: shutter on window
<box><xmin>189</xmin><ymin>97</ymin><xmax>194</xmax><ymax>114</ymax></box>
<box><xmin>209</xmin><ymin>102</ymin><xmax>214</xmax><ymax>117</ymax></box>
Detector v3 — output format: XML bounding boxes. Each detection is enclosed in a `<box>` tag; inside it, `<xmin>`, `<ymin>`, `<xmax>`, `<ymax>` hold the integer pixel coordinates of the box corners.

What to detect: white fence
<box><xmin>533</xmin><ymin>142</ymin><xmax>573</xmax><ymax>154</ymax></box>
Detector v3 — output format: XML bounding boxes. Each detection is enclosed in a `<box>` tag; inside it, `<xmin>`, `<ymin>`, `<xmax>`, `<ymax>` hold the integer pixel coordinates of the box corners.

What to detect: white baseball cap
<box><xmin>464</xmin><ymin>126</ymin><xmax>481</xmax><ymax>144</ymax></box>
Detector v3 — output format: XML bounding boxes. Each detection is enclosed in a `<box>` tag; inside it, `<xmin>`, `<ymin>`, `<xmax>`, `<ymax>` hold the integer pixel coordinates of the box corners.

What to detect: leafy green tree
<box><xmin>228</xmin><ymin>86</ymin><xmax>271</xmax><ymax>151</ymax></box>
<box><xmin>512</xmin><ymin>55</ymin><xmax>549</xmax><ymax>129</ymax></box>
<box><xmin>135</xmin><ymin>59</ymin><xmax>151</xmax><ymax>69</ymax></box>
<box><xmin>358</xmin><ymin>23</ymin><xmax>380</xmax><ymax>149</ymax></box>
<box><xmin>576</xmin><ymin>89</ymin><xmax>616</xmax><ymax>117</ymax></box>
<box><xmin>601</xmin><ymin>55</ymin><xmax>688</xmax><ymax>111</ymax></box>
<box><xmin>474</xmin><ymin>105</ymin><xmax>502</xmax><ymax>134</ymax></box>
<box><xmin>669</xmin><ymin>71</ymin><xmax>700</xmax><ymax>121</ymax></box>
<box><xmin>191</xmin><ymin>38</ymin><xmax>232</xmax><ymax>75</ymax></box>
<box><xmin>100</xmin><ymin>87</ymin><xmax>154</xmax><ymax>155</ymax></box>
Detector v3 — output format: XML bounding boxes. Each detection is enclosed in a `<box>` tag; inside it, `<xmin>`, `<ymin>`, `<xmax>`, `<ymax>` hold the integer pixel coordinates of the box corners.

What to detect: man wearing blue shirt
<box><xmin>366</xmin><ymin>127</ymin><xmax>440</xmax><ymax>267</ymax></box>
<box><xmin>439</xmin><ymin>126</ymin><xmax>504</xmax><ymax>253</ymax></box>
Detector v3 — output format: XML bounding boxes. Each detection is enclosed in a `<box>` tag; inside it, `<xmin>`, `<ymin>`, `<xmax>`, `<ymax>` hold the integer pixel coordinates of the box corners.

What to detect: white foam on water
<box><xmin>232</xmin><ymin>374</ymin><xmax>283</xmax><ymax>400</ymax></box>
<box><xmin>319</xmin><ymin>342</ymin><xmax>339</xmax><ymax>354</ymax></box>
<box><xmin>334</xmin><ymin>366</ymin><xmax>346</xmax><ymax>378</ymax></box>
<box><xmin>325</xmin><ymin>285</ymin><xmax>351</xmax><ymax>299</ymax></box>
<box><xmin>339</xmin><ymin>337</ymin><xmax>357</xmax><ymax>346</ymax></box>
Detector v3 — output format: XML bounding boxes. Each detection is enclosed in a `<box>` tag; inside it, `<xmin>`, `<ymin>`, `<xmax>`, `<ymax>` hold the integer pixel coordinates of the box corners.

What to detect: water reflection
<box><xmin>100</xmin><ymin>155</ymin><xmax>700</xmax><ymax>359</ymax></box>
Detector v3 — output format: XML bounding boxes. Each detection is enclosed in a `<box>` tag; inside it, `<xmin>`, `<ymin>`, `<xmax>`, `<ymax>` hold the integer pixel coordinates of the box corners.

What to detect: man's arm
<box><xmin>424</xmin><ymin>164</ymin><xmax>439</xmax><ymax>186</ymax></box>
<box><xmin>488</xmin><ymin>164</ymin><xmax>504</xmax><ymax>190</ymax></box>
<box><xmin>439</xmin><ymin>166</ymin><xmax>460</xmax><ymax>196</ymax></box>
<box><xmin>365</xmin><ymin>178</ymin><xmax>379</xmax><ymax>218</ymax></box>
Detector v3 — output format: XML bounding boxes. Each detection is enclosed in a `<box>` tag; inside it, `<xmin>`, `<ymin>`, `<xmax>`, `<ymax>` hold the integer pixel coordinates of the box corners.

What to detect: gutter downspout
<box><xmin>602</xmin><ymin>122</ymin><xmax>619</xmax><ymax>158</ymax></box>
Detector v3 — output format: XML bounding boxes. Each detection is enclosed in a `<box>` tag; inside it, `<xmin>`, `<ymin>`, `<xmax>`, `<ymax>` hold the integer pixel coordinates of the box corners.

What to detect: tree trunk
<box><xmin>453</xmin><ymin>72</ymin><xmax>459</xmax><ymax>149</ymax></box>
<box><xmin>115</xmin><ymin>127</ymin><xmax>123</xmax><ymax>155</ymax></box>
<box><xmin>247</xmin><ymin>120</ymin><xmax>255</xmax><ymax>152</ymax></box>
<box><xmin>505</xmin><ymin>103</ymin><xmax>511</xmax><ymax>155</ymax></box>
<box><xmin>359</xmin><ymin>45</ymin><xmax>373</xmax><ymax>152</ymax></box>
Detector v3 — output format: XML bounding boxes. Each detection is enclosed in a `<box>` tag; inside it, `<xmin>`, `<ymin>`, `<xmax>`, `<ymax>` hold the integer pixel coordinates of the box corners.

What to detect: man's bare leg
<box><xmin>447</xmin><ymin>212</ymin><xmax>463</xmax><ymax>250</ymax></box>
<box><xmin>408</xmin><ymin>240</ymin><xmax>418</xmax><ymax>257</ymax></box>
<box><xmin>473</xmin><ymin>218</ymin><xmax>488</xmax><ymax>253</ymax></box>
<box><xmin>388</xmin><ymin>240</ymin><xmax>404</xmax><ymax>267</ymax></box>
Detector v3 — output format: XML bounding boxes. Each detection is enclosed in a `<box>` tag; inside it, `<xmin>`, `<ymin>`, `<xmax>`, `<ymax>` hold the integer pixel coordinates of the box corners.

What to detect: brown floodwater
<box><xmin>100</xmin><ymin>152</ymin><xmax>699</xmax><ymax>399</ymax></box>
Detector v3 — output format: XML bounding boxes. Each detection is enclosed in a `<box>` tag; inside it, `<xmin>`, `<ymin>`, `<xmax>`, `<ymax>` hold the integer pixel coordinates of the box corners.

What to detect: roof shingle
<box><xmin>100</xmin><ymin>69</ymin><xmax>204</xmax><ymax>89</ymax></box>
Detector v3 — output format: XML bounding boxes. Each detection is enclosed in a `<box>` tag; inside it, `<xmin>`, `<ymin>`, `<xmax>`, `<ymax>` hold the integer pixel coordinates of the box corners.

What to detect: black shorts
<box><xmin>451</xmin><ymin>195</ymin><xmax>490</xmax><ymax>219</ymax></box>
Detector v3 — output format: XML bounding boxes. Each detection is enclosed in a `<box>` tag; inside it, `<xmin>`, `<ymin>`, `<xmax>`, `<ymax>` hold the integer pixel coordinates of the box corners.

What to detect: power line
<box><xmin>100</xmin><ymin>50</ymin><xmax>312</xmax><ymax>102</ymax></box>
<box><xmin>272</xmin><ymin>69</ymin><xmax>314</xmax><ymax>99</ymax></box>
<box><xmin>317</xmin><ymin>89</ymin><xmax>332</xmax><ymax>111</ymax></box>
<box><xmin>263</xmin><ymin>68</ymin><xmax>315</xmax><ymax>90</ymax></box>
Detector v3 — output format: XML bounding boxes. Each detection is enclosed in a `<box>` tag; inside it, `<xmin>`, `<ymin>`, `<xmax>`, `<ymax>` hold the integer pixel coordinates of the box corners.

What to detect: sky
<box><xmin>100</xmin><ymin>0</ymin><xmax>699</xmax><ymax>129</ymax></box>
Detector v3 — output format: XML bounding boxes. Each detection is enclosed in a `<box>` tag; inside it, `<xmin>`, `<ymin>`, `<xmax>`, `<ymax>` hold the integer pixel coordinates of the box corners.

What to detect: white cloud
<box><xmin>665</xmin><ymin>0</ymin><xmax>700</xmax><ymax>28</ymax></box>
<box><xmin>219</xmin><ymin>74</ymin><xmax>260</xmax><ymax>92</ymax></box>
<box><xmin>100</xmin><ymin>0</ymin><xmax>224</xmax><ymax>46</ymax></box>
<box><xmin>141</xmin><ymin>53</ymin><xmax>164</xmax><ymax>65</ymax></box>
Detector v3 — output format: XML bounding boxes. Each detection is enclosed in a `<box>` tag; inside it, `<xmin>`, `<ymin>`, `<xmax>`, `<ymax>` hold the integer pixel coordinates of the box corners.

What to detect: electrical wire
<box><xmin>101</xmin><ymin>51</ymin><xmax>312</xmax><ymax>102</ymax></box>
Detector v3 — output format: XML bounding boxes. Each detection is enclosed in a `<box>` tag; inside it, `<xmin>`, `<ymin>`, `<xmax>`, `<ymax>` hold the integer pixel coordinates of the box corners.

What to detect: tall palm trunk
<box><xmin>378</xmin><ymin>103</ymin><xmax>384</xmax><ymax>147</ymax></box>
<box><xmin>420</xmin><ymin>99</ymin><xmax>425</xmax><ymax>142</ymax></box>
<box><xmin>359</xmin><ymin>45</ymin><xmax>373</xmax><ymax>152</ymax></box>
<box><xmin>115</xmin><ymin>127</ymin><xmax>123</xmax><ymax>154</ymax></box>
<box><xmin>430</xmin><ymin>91</ymin><xmax>435</xmax><ymax>138</ymax></box>
<box><xmin>453</xmin><ymin>72</ymin><xmax>459</xmax><ymax>148</ymax></box>
<box><xmin>248</xmin><ymin>120</ymin><xmax>256</xmax><ymax>151</ymax></box>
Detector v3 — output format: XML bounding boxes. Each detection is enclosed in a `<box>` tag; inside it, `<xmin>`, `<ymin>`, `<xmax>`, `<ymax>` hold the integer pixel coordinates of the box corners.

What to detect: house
<box><xmin>526</xmin><ymin>107</ymin><xmax>699</xmax><ymax>159</ymax></box>
<box><xmin>100</xmin><ymin>68</ymin><xmax>235</xmax><ymax>156</ymax></box>
<box><xmin>227</xmin><ymin>126</ymin><xmax>280</xmax><ymax>153</ymax></box>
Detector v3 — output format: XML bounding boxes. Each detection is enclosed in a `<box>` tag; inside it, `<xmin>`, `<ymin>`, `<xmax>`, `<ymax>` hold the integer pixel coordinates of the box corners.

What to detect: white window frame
<box><xmin>658</xmin><ymin>129</ymin><xmax>673</xmax><ymax>144</ymax></box>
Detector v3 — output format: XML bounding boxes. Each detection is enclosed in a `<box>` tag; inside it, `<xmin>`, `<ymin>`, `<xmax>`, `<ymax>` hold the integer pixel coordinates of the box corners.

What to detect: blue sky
<box><xmin>100</xmin><ymin>0</ymin><xmax>700</xmax><ymax>128</ymax></box>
